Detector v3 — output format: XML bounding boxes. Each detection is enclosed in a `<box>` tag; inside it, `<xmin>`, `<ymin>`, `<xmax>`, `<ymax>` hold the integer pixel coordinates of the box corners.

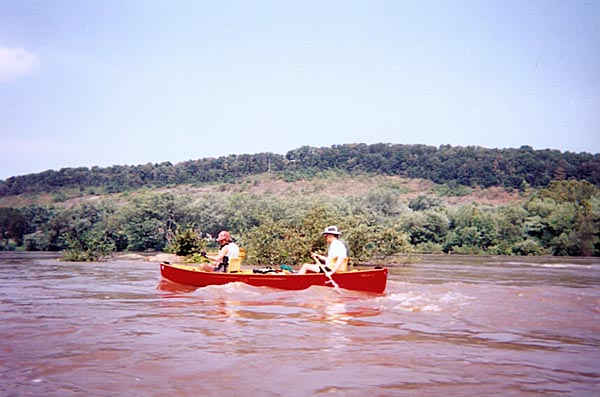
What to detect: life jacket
<box><xmin>215</xmin><ymin>242</ymin><xmax>240</xmax><ymax>272</ymax></box>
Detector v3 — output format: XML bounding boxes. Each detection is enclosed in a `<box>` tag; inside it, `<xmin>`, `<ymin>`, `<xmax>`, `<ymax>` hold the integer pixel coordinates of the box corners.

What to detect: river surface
<box><xmin>1</xmin><ymin>252</ymin><xmax>599</xmax><ymax>397</ymax></box>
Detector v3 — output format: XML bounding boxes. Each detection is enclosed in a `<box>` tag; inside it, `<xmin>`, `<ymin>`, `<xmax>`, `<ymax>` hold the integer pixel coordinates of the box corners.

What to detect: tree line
<box><xmin>1</xmin><ymin>180</ymin><xmax>598</xmax><ymax>260</ymax></box>
<box><xmin>1</xmin><ymin>144</ymin><xmax>599</xmax><ymax>197</ymax></box>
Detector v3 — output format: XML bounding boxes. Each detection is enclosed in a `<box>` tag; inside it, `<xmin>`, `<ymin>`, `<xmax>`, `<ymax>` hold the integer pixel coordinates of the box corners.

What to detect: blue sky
<box><xmin>1</xmin><ymin>0</ymin><xmax>599</xmax><ymax>180</ymax></box>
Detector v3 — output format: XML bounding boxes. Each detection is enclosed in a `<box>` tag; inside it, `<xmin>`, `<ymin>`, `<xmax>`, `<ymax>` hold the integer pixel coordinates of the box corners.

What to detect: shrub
<box><xmin>166</xmin><ymin>226</ymin><xmax>204</xmax><ymax>256</ymax></box>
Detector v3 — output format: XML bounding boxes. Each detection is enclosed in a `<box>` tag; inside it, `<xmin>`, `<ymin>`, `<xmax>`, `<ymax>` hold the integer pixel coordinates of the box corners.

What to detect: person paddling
<box><xmin>202</xmin><ymin>230</ymin><xmax>240</xmax><ymax>272</ymax></box>
<box><xmin>297</xmin><ymin>226</ymin><xmax>348</xmax><ymax>277</ymax></box>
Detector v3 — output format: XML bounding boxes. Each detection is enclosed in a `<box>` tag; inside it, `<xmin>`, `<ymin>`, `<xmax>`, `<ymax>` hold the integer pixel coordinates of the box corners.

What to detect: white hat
<box><xmin>322</xmin><ymin>226</ymin><xmax>341</xmax><ymax>236</ymax></box>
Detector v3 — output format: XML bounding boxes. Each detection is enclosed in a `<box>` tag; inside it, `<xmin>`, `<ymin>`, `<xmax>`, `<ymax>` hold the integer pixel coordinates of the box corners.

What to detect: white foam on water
<box><xmin>386</xmin><ymin>290</ymin><xmax>474</xmax><ymax>312</ymax></box>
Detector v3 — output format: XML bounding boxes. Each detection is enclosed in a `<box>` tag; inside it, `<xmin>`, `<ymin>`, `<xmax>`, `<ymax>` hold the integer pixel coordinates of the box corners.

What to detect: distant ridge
<box><xmin>1</xmin><ymin>143</ymin><xmax>599</xmax><ymax>197</ymax></box>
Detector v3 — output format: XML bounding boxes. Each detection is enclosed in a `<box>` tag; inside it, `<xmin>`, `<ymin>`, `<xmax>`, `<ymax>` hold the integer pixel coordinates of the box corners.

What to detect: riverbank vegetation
<box><xmin>1</xmin><ymin>171</ymin><xmax>598</xmax><ymax>262</ymax></box>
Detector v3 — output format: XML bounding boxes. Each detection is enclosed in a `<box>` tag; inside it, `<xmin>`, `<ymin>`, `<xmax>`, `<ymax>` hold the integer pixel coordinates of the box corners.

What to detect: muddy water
<box><xmin>1</xmin><ymin>252</ymin><xmax>598</xmax><ymax>396</ymax></box>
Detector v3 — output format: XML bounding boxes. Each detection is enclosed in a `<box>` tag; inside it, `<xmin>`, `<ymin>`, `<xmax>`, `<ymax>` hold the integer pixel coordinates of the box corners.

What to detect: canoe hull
<box><xmin>160</xmin><ymin>263</ymin><xmax>387</xmax><ymax>293</ymax></box>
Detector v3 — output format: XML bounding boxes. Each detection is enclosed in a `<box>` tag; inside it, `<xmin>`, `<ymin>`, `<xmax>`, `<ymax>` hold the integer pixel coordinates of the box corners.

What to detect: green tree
<box><xmin>371</xmin><ymin>223</ymin><xmax>412</xmax><ymax>259</ymax></box>
<box><xmin>445</xmin><ymin>204</ymin><xmax>497</xmax><ymax>253</ymax></box>
<box><xmin>166</xmin><ymin>225</ymin><xmax>204</xmax><ymax>256</ymax></box>
<box><xmin>493</xmin><ymin>204</ymin><xmax>528</xmax><ymax>254</ymax></box>
<box><xmin>117</xmin><ymin>193</ymin><xmax>185</xmax><ymax>251</ymax></box>
<box><xmin>401</xmin><ymin>210</ymin><xmax>449</xmax><ymax>247</ymax></box>
<box><xmin>408</xmin><ymin>195</ymin><xmax>442</xmax><ymax>211</ymax></box>
<box><xmin>525</xmin><ymin>180</ymin><xmax>600</xmax><ymax>255</ymax></box>
<box><xmin>57</xmin><ymin>202</ymin><xmax>120</xmax><ymax>260</ymax></box>
<box><xmin>0</xmin><ymin>207</ymin><xmax>27</xmax><ymax>248</ymax></box>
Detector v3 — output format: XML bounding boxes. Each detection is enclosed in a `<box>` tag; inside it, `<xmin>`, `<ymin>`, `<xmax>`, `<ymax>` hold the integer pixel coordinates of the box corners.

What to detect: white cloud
<box><xmin>0</xmin><ymin>46</ymin><xmax>40</xmax><ymax>82</ymax></box>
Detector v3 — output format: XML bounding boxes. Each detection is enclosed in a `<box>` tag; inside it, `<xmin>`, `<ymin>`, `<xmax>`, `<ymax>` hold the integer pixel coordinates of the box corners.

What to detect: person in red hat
<box><xmin>297</xmin><ymin>226</ymin><xmax>348</xmax><ymax>275</ymax></box>
<box><xmin>202</xmin><ymin>230</ymin><xmax>240</xmax><ymax>272</ymax></box>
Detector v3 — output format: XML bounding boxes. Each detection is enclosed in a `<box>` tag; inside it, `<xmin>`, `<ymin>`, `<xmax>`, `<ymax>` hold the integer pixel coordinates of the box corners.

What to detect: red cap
<box><xmin>217</xmin><ymin>230</ymin><xmax>231</xmax><ymax>243</ymax></box>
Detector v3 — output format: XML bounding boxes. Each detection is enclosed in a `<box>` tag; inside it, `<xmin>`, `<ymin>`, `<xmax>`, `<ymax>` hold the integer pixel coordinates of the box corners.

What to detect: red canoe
<box><xmin>159</xmin><ymin>263</ymin><xmax>388</xmax><ymax>293</ymax></box>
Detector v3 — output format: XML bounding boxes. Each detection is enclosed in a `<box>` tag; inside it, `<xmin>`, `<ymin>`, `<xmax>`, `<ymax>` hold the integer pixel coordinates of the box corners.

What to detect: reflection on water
<box><xmin>0</xmin><ymin>252</ymin><xmax>599</xmax><ymax>396</ymax></box>
<box><xmin>157</xmin><ymin>279</ymin><xmax>199</xmax><ymax>295</ymax></box>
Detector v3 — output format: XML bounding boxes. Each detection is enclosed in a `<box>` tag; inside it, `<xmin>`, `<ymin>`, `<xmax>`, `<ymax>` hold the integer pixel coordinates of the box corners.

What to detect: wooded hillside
<box><xmin>2</xmin><ymin>143</ymin><xmax>599</xmax><ymax>196</ymax></box>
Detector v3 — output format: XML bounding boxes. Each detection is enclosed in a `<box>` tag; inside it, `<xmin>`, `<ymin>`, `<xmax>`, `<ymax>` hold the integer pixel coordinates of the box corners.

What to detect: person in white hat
<box><xmin>297</xmin><ymin>226</ymin><xmax>348</xmax><ymax>275</ymax></box>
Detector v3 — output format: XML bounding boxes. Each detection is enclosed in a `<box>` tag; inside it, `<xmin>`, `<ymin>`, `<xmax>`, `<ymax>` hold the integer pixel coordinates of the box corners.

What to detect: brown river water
<box><xmin>1</xmin><ymin>252</ymin><xmax>599</xmax><ymax>397</ymax></box>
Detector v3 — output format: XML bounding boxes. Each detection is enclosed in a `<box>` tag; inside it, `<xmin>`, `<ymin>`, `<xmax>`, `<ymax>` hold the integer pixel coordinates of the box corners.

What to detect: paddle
<box><xmin>319</xmin><ymin>265</ymin><xmax>342</xmax><ymax>294</ymax></box>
